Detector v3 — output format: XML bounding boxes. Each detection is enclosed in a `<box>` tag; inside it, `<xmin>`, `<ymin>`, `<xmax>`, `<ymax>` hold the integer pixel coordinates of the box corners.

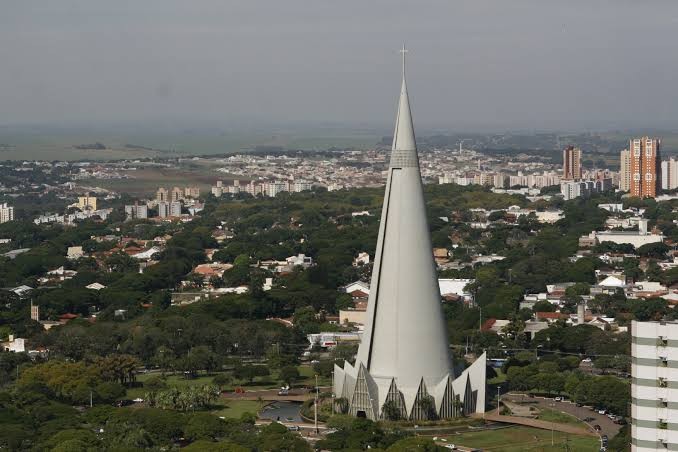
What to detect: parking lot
<box><xmin>501</xmin><ymin>393</ymin><xmax>622</xmax><ymax>439</ymax></box>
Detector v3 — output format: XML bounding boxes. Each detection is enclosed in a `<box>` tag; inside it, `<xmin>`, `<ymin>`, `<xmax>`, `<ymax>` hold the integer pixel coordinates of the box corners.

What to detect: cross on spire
<box><xmin>400</xmin><ymin>44</ymin><xmax>408</xmax><ymax>77</ymax></box>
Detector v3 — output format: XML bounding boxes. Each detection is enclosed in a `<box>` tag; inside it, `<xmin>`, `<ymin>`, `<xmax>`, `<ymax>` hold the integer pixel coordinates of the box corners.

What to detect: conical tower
<box><xmin>333</xmin><ymin>48</ymin><xmax>486</xmax><ymax>420</ymax></box>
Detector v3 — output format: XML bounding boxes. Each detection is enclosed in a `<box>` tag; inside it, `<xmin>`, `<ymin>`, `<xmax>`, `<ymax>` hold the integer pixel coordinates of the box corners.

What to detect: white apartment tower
<box><xmin>0</xmin><ymin>203</ymin><xmax>14</xmax><ymax>223</ymax></box>
<box><xmin>661</xmin><ymin>159</ymin><xmax>678</xmax><ymax>191</ymax></box>
<box><xmin>632</xmin><ymin>320</ymin><xmax>678</xmax><ymax>451</ymax></box>
<box><xmin>620</xmin><ymin>149</ymin><xmax>631</xmax><ymax>192</ymax></box>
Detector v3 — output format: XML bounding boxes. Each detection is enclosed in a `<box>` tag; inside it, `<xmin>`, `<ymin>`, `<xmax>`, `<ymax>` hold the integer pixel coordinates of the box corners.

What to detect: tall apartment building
<box><xmin>169</xmin><ymin>201</ymin><xmax>182</xmax><ymax>217</ymax></box>
<box><xmin>631</xmin><ymin>320</ymin><xmax>678</xmax><ymax>451</ymax></box>
<box><xmin>629</xmin><ymin>137</ymin><xmax>661</xmax><ymax>198</ymax></box>
<box><xmin>620</xmin><ymin>149</ymin><xmax>632</xmax><ymax>191</ymax></box>
<box><xmin>156</xmin><ymin>187</ymin><xmax>168</xmax><ymax>202</ymax></box>
<box><xmin>562</xmin><ymin>145</ymin><xmax>582</xmax><ymax>180</ymax></box>
<box><xmin>661</xmin><ymin>158</ymin><xmax>678</xmax><ymax>191</ymax></box>
<box><xmin>184</xmin><ymin>187</ymin><xmax>200</xmax><ymax>199</ymax></box>
<box><xmin>77</xmin><ymin>196</ymin><xmax>97</xmax><ymax>211</ymax></box>
<box><xmin>0</xmin><ymin>203</ymin><xmax>14</xmax><ymax>223</ymax></box>
<box><xmin>157</xmin><ymin>202</ymin><xmax>169</xmax><ymax>218</ymax></box>
<box><xmin>170</xmin><ymin>187</ymin><xmax>183</xmax><ymax>202</ymax></box>
<box><xmin>124</xmin><ymin>204</ymin><xmax>148</xmax><ymax>220</ymax></box>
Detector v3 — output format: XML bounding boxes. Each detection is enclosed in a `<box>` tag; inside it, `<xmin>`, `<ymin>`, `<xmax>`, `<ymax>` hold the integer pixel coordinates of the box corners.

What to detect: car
<box><xmin>614</xmin><ymin>418</ymin><xmax>627</xmax><ymax>425</ymax></box>
<box><xmin>287</xmin><ymin>426</ymin><xmax>300</xmax><ymax>431</ymax></box>
<box><xmin>584</xmin><ymin>417</ymin><xmax>595</xmax><ymax>422</ymax></box>
<box><xmin>444</xmin><ymin>445</ymin><xmax>457</xmax><ymax>450</ymax></box>
<box><xmin>311</xmin><ymin>360</ymin><xmax>320</xmax><ymax>364</ymax></box>
<box><xmin>555</xmin><ymin>397</ymin><xmax>562</xmax><ymax>401</ymax></box>
<box><xmin>601</xmin><ymin>435</ymin><xmax>608</xmax><ymax>440</ymax></box>
<box><xmin>598</xmin><ymin>409</ymin><xmax>606</xmax><ymax>415</ymax></box>
<box><xmin>593</xmin><ymin>424</ymin><xmax>602</xmax><ymax>431</ymax></box>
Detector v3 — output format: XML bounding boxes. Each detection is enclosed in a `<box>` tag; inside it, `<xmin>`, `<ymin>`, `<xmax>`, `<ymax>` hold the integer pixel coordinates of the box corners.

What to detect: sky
<box><xmin>2</xmin><ymin>1</ymin><xmax>678</xmax><ymax>132</ymax></box>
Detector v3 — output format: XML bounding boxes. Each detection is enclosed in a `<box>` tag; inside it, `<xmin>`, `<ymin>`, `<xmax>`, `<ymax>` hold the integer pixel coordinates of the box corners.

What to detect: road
<box><xmin>501</xmin><ymin>393</ymin><xmax>621</xmax><ymax>438</ymax></box>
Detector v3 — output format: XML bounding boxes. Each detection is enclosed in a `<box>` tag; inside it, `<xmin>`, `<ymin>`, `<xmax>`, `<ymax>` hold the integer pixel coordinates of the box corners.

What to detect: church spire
<box><xmin>392</xmin><ymin>45</ymin><xmax>416</xmax><ymax>153</ymax></box>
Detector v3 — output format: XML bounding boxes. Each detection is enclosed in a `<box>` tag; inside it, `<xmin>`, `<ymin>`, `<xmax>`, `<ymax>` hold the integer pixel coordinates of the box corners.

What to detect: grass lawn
<box><xmin>488</xmin><ymin>368</ymin><xmax>507</xmax><ymax>384</ymax></box>
<box><xmin>439</xmin><ymin>425</ymin><xmax>599</xmax><ymax>452</ymax></box>
<box><xmin>127</xmin><ymin>373</ymin><xmax>222</xmax><ymax>398</ymax></box>
<box><xmin>537</xmin><ymin>408</ymin><xmax>586</xmax><ymax>427</ymax></box>
<box><xmin>212</xmin><ymin>400</ymin><xmax>262</xmax><ymax>419</ymax></box>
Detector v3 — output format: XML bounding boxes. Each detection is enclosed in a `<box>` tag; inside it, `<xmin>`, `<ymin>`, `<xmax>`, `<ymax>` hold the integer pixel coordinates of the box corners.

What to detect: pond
<box><xmin>259</xmin><ymin>401</ymin><xmax>303</xmax><ymax>423</ymax></box>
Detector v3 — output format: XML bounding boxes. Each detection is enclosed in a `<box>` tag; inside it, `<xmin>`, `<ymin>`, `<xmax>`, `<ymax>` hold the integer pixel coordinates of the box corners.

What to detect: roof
<box><xmin>438</xmin><ymin>278</ymin><xmax>473</xmax><ymax>297</ymax></box>
<box><xmin>598</xmin><ymin>275</ymin><xmax>626</xmax><ymax>287</ymax></box>
<box><xmin>536</xmin><ymin>312</ymin><xmax>568</xmax><ymax>320</ymax></box>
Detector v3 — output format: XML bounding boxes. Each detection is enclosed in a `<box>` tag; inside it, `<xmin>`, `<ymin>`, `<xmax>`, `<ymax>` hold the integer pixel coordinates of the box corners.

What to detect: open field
<box><xmin>537</xmin><ymin>408</ymin><xmax>586</xmax><ymax>427</ymax></box>
<box><xmin>0</xmin><ymin>127</ymin><xmax>379</xmax><ymax>161</ymax></box>
<box><xmin>81</xmin><ymin>167</ymin><xmax>229</xmax><ymax>197</ymax></box>
<box><xmin>437</xmin><ymin>425</ymin><xmax>600</xmax><ymax>451</ymax></box>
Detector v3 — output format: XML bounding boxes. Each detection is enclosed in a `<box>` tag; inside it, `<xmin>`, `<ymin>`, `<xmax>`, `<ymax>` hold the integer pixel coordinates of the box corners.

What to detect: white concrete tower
<box><xmin>333</xmin><ymin>48</ymin><xmax>486</xmax><ymax>421</ymax></box>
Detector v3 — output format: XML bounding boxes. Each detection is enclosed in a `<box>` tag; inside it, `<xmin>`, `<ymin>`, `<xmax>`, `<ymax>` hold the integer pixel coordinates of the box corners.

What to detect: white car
<box><xmin>444</xmin><ymin>445</ymin><xmax>457</xmax><ymax>450</ymax></box>
<box><xmin>555</xmin><ymin>397</ymin><xmax>562</xmax><ymax>401</ymax></box>
<box><xmin>598</xmin><ymin>409</ymin><xmax>606</xmax><ymax>415</ymax></box>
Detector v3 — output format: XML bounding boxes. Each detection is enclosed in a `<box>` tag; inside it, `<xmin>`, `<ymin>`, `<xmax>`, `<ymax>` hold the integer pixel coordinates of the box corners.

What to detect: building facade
<box><xmin>631</xmin><ymin>320</ymin><xmax>678</xmax><ymax>451</ymax></box>
<box><xmin>77</xmin><ymin>196</ymin><xmax>97</xmax><ymax>211</ymax></box>
<box><xmin>629</xmin><ymin>137</ymin><xmax>661</xmax><ymax>198</ymax></box>
<box><xmin>0</xmin><ymin>203</ymin><xmax>14</xmax><ymax>223</ymax></box>
<box><xmin>124</xmin><ymin>204</ymin><xmax>148</xmax><ymax>220</ymax></box>
<box><xmin>562</xmin><ymin>145</ymin><xmax>582</xmax><ymax>180</ymax></box>
<box><xmin>661</xmin><ymin>158</ymin><xmax>678</xmax><ymax>191</ymax></box>
<box><xmin>156</xmin><ymin>187</ymin><xmax>168</xmax><ymax>202</ymax></box>
<box><xmin>620</xmin><ymin>149</ymin><xmax>631</xmax><ymax>191</ymax></box>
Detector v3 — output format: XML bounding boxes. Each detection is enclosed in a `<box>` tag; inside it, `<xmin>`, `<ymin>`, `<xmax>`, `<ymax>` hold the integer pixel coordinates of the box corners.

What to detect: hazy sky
<box><xmin>3</xmin><ymin>1</ymin><xmax>678</xmax><ymax>131</ymax></box>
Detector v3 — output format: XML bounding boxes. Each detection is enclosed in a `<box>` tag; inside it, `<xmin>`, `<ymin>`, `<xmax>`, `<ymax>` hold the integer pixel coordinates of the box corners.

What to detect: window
<box><xmin>646</xmin><ymin>173</ymin><xmax>653</xmax><ymax>181</ymax></box>
<box><xmin>634</xmin><ymin>173</ymin><xmax>641</xmax><ymax>181</ymax></box>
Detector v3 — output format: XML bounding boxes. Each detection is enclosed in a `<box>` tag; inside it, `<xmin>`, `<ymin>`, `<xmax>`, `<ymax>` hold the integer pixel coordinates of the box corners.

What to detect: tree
<box><xmin>184</xmin><ymin>413</ymin><xmax>227</xmax><ymax>441</ymax></box>
<box><xmin>94</xmin><ymin>354</ymin><xmax>141</xmax><ymax>385</ymax></box>
<box><xmin>382</xmin><ymin>400</ymin><xmax>403</xmax><ymax>421</ymax></box>
<box><xmin>279</xmin><ymin>365</ymin><xmax>300</xmax><ymax>385</ymax></box>
<box><xmin>212</xmin><ymin>373</ymin><xmax>232</xmax><ymax>390</ymax></box>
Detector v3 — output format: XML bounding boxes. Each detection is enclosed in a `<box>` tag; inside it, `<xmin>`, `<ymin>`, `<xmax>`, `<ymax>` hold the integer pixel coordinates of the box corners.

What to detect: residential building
<box><xmin>169</xmin><ymin>201</ymin><xmax>182</xmax><ymax>217</ymax></box>
<box><xmin>0</xmin><ymin>203</ymin><xmax>14</xmax><ymax>223</ymax></box>
<box><xmin>629</xmin><ymin>137</ymin><xmax>661</xmax><ymax>198</ymax></box>
<box><xmin>157</xmin><ymin>202</ymin><xmax>169</xmax><ymax>218</ymax></box>
<box><xmin>170</xmin><ymin>187</ymin><xmax>183</xmax><ymax>202</ymax></box>
<box><xmin>661</xmin><ymin>158</ymin><xmax>678</xmax><ymax>191</ymax></box>
<box><xmin>184</xmin><ymin>186</ymin><xmax>200</xmax><ymax>199</ymax></box>
<box><xmin>620</xmin><ymin>149</ymin><xmax>631</xmax><ymax>191</ymax></box>
<box><xmin>156</xmin><ymin>187</ymin><xmax>168</xmax><ymax>202</ymax></box>
<box><xmin>124</xmin><ymin>204</ymin><xmax>148</xmax><ymax>220</ymax></box>
<box><xmin>631</xmin><ymin>320</ymin><xmax>678</xmax><ymax>450</ymax></box>
<box><xmin>77</xmin><ymin>196</ymin><xmax>97</xmax><ymax>211</ymax></box>
<box><xmin>562</xmin><ymin>145</ymin><xmax>582</xmax><ymax>180</ymax></box>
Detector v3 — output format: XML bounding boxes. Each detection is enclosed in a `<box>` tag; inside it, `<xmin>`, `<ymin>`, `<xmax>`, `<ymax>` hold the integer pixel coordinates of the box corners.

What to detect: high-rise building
<box><xmin>622</xmin><ymin>143</ymin><xmax>639</xmax><ymax>194</ymax></box>
<box><xmin>170</xmin><ymin>187</ymin><xmax>183</xmax><ymax>202</ymax></box>
<box><xmin>0</xmin><ymin>203</ymin><xmax>14</xmax><ymax>223</ymax></box>
<box><xmin>169</xmin><ymin>201</ymin><xmax>182</xmax><ymax>217</ymax></box>
<box><xmin>157</xmin><ymin>202</ymin><xmax>169</xmax><ymax>218</ymax></box>
<box><xmin>629</xmin><ymin>137</ymin><xmax>661</xmax><ymax>198</ymax></box>
<box><xmin>124</xmin><ymin>204</ymin><xmax>148</xmax><ymax>220</ymax></box>
<box><xmin>156</xmin><ymin>187</ymin><xmax>168</xmax><ymax>202</ymax></box>
<box><xmin>661</xmin><ymin>158</ymin><xmax>678</xmax><ymax>191</ymax></box>
<box><xmin>562</xmin><ymin>145</ymin><xmax>582</xmax><ymax>180</ymax></box>
<box><xmin>184</xmin><ymin>187</ymin><xmax>200</xmax><ymax>199</ymax></box>
<box><xmin>30</xmin><ymin>303</ymin><xmax>39</xmax><ymax>322</ymax></box>
<box><xmin>631</xmin><ymin>320</ymin><xmax>678</xmax><ymax>450</ymax></box>
<box><xmin>333</xmin><ymin>51</ymin><xmax>486</xmax><ymax>421</ymax></box>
